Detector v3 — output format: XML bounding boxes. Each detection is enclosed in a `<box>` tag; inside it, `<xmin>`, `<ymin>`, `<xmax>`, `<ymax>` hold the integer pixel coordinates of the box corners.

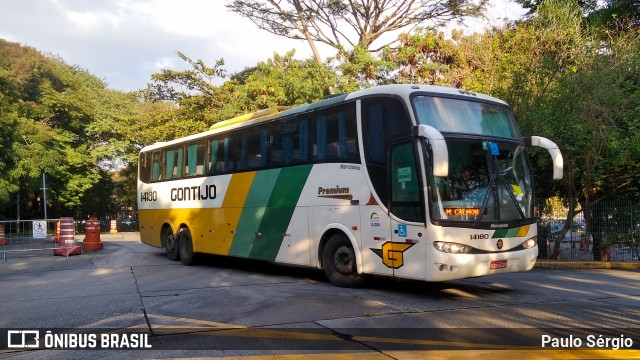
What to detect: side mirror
<box><xmin>415</xmin><ymin>124</ymin><xmax>449</xmax><ymax>177</ymax></box>
<box><xmin>525</xmin><ymin>136</ymin><xmax>564</xmax><ymax>180</ymax></box>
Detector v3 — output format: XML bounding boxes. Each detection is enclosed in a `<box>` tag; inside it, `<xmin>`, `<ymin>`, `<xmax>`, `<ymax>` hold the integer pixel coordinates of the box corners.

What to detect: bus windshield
<box><xmin>413</xmin><ymin>95</ymin><xmax>521</xmax><ymax>139</ymax></box>
<box><xmin>427</xmin><ymin>139</ymin><xmax>533</xmax><ymax>225</ymax></box>
<box><xmin>413</xmin><ymin>95</ymin><xmax>533</xmax><ymax>226</ymax></box>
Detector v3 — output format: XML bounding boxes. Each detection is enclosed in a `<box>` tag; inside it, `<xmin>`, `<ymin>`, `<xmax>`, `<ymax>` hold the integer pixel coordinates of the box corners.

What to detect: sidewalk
<box><xmin>535</xmin><ymin>260</ymin><xmax>640</xmax><ymax>270</ymax></box>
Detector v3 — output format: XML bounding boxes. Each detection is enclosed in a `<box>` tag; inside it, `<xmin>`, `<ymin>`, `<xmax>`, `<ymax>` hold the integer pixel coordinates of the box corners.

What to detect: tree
<box><xmin>0</xmin><ymin>39</ymin><xmax>142</xmax><ymax>220</ymax></box>
<box><xmin>146</xmin><ymin>50</ymin><xmax>339</xmax><ymax>124</ymax></box>
<box><xmin>483</xmin><ymin>1</ymin><xmax>640</xmax><ymax>259</ymax></box>
<box><xmin>380</xmin><ymin>0</ymin><xmax>639</xmax><ymax>260</ymax></box>
<box><xmin>514</xmin><ymin>0</ymin><xmax>599</xmax><ymax>16</ymax></box>
<box><xmin>226</xmin><ymin>0</ymin><xmax>487</xmax><ymax>65</ymax></box>
<box><xmin>587</xmin><ymin>0</ymin><xmax>640</xmax><ymax>30</ymax></box>
<box><xmin>228</xmin><ymin>50</ymin><xmax>339</xmax><ymax>111</ymax></box>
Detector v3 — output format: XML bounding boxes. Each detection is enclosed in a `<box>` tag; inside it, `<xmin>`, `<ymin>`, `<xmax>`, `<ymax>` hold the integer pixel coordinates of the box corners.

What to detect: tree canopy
<box><xmin>226</xmin><ymin>0</ymin><xmax>487</xmax><ymax>64</ymax></box>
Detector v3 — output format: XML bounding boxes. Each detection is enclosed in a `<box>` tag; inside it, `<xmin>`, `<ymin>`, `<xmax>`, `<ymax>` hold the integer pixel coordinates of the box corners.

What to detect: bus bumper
<box><xmin>426</xmin><ymin>248</ymin><xmax>538</xmax><ymax>281</ymax></box>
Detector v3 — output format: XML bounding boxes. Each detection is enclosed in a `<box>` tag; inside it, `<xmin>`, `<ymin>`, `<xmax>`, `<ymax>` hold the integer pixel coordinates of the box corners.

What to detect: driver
<box><xmin>454</xmin><ymin>169</ymin><xmax>479</xmax><ymax>198</ymax></box>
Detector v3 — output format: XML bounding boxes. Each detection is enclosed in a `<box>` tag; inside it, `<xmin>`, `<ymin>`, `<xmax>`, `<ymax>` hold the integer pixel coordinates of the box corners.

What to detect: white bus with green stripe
<box><xmin>138</xmin><ymin>84</ymin><xmax>563</xmax><ymax>287</ymax></box>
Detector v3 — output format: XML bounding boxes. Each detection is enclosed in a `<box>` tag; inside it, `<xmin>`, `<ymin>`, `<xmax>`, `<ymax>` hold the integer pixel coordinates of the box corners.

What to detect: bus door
<box><xmin>387</xmin><ymin>140</ymin><xmax>427</xmax><ymax>280</ymax></box>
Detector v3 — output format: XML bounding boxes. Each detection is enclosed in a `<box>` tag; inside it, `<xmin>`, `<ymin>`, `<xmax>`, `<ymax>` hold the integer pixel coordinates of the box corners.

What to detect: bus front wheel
<box><xmin>179</xmin><ymin>228</ymin><xmax>196</xmax><ymax>266</ymax></box>
<box><xmin>322</xmin><ymin>233</ymin><xmax>363</xmax><ymax>288</ymax></box>
<box><xmin>164</xmin><ymin>228</ymin><xmax>180</xmax><ymax>261</ymax></box>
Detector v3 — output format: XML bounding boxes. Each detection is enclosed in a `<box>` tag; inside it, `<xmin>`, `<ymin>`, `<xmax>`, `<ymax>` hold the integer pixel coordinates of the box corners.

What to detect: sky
<box><xmin>0</xmin><ymin>0</ymin><xmax>527</xmax><ymax>92</ymax></box>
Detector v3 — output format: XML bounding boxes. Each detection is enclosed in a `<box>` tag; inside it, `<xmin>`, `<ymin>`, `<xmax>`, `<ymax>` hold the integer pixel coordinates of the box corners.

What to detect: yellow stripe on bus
<box><xmin>223</xmin><ymin>172</ymin><xmax>256</xmax><ymax>208</ymax></box>
<box><xmin>201</xmin><ymin>172</ymin><xmax>256</xmax><ymax>255</ymax></box>
<box><xmin>517</xmin><ymin>224</ymin><xmax>530</xmax><ymax>237</ymax></box>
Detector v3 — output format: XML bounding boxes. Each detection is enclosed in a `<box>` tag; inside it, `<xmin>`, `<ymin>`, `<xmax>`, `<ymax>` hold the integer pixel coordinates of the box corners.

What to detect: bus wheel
<box><xmin>322</xmin><ymin>233</ymin><xmax>363</xmax><ymax>288</ymax></box>
<box><xmin>179</xmin><ymin>228</ymin><xmax>196</xmax><ymax>266</ymax></box>
<box><xmin>164</xmin><ymin>229</ymin><xmax>180</xmax><ymax>261</ymax></box>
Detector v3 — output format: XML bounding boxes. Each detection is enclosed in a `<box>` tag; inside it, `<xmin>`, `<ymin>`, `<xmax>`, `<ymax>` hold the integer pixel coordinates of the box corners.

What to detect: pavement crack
<box><xmin>315</xmin><ymin>322</ymin><xmax>398</xmax><ymax>359</ymax></box>
<box><xmin>130</xmin><ymin>266</ymin><xmax>154</xmax><ymax>335</ymax></box>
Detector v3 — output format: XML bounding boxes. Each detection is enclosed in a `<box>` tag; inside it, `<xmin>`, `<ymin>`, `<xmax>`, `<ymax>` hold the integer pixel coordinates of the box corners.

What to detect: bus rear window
<box><xmin>139</xmin><ymin>152</ymin><xmax>151</xmax><ymax>183</ymax></box>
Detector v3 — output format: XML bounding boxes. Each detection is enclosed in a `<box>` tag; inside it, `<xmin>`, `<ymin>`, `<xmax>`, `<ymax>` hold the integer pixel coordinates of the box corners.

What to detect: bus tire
<box><xmin>179</xmin><ymin>228</ymin><xmax>196</xmax><ymax>266</ymax></box>
<box><xmin>322</xmin><ymin>233</ymin><xmax>363</xmax><ymax>288</ymax></box>
<box><xmin>164</xmin><ymin>228</ymin><xmax>180</xmax><ymax>261</ymax></box>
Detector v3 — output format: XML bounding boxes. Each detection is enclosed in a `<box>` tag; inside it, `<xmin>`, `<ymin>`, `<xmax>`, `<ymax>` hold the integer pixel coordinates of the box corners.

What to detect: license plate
<box><xmin>490</xmin><ymin>260</ymin><xmax>508</xmax><ymax>270</ymax></box>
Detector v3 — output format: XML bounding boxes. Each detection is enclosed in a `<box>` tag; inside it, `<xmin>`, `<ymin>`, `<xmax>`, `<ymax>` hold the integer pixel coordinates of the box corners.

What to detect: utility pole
<box><xmin>41</xmin><ymin>172</ymin><xmax>48</xmax><ymax>220</ymax></box>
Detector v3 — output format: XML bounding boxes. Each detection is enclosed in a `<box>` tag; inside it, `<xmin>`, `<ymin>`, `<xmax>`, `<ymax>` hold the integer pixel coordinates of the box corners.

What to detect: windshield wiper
<box><xmin>474</xmin><ymin>173</ymin><xmax>495</xmax><ymax>227</ymax></box>
<box><xmin>473</xmin><ymin>174</ymin><xmax>525</xmax><ymax>227</ymax></box>
<box><xmin>502</xmin><ymin>181</ymin><xmax>526</xmax><ymax>219</ymax></box>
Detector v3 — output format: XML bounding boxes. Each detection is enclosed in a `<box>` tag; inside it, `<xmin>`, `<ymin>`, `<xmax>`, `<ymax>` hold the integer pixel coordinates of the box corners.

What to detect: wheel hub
<box><xmin>166</xmin><ymin>235</ymin><xmax>176</xmax><ymax>250</ymax></box>
<box><xmin>333</xmin><ymin>245</ymin><xmax>354</xmax><ymax>275</ymax></box>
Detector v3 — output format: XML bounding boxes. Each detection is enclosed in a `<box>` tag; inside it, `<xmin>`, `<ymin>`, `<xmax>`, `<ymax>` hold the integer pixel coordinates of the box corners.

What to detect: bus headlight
<box><xmin>522</xmin><ymin>237</ymin><xmax>537</xmax><ymax>249</ymax></box>
<box><xmin>433</xmin><ymin>241</ymin><xmax>472</xmax><ymax>254</ymax></box>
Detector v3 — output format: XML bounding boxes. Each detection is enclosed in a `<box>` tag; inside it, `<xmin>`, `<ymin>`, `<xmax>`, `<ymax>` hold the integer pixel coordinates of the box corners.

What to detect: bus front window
<box><xmin>428</xmin><ymin>140</ymin><xmax>533</xmax><ymax>225</ymax></box>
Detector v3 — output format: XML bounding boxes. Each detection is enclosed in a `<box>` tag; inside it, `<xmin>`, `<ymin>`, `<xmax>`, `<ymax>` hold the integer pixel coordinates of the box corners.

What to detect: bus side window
<box><xmin>209</xmin><ymin>137</ymin><xmax>233</xmax><ymax>175</ymax></box>
<box><xmin>313</xmin><ymin>114</ymin><xmax>327</xmax><ymax>161</ymax></box>
<box><xmin>151</xmin><ymin>151</ymin><xmax>162</xmax><ymax>182</ymax></box>
<box><xmin>279</xmin><ymin>117</ymin><xmax>308</xmax><ymax>166</ymax></box>
<box><xmin>164</xmin><ymin>146</ymin><xmax>183</xmax><ymax>180</ymax></box>
<box><xmin>238</xmin><ymin>125</ymin><xmax>269</xmax><ymax>171</ymax></box>
<box><xmin>238</xmin><ymin>133</ymin><xmax>249</xmax><ymax>170</ymax></box>
<box><xmin>271</xmin><ymin>121</ymin><xmax>284</xmax><ymax>168</ymax></box>
<box><xmin>312</xmin><ymin>104</ymin><xmax>358</xmax><ymax>163</ymax></box>
<box><xmin>362</xmin><ymin>97</ymin><xmax>414</xmax><ymax>208</ymax></box>
<box><xmin>185</xmin><ymin>141</ymin><xmax>206</xmax><ymax>177</ymax></box>
<box><xmin>341</xmin><ymin>109</ymin><xmax>358</xmax><ymax>160</ymax></box>
<box><xmin>295</xmin><ymin>117</ymin><xmax>309</xmax><ymax>163</ymax></box>
<box><xmin>139</xmin><ymin>152</ymin><xmax>151</xmax><ymax>183</ymax></box>
<box><xmin>209</xmin><ymin>139</ymin><xmax>219</xmax><ymax>175</ymax></box>
<box><xmin>259</xmin><ymin>126</ymin><xmax>269</xmax><ymax>169</ymax></box>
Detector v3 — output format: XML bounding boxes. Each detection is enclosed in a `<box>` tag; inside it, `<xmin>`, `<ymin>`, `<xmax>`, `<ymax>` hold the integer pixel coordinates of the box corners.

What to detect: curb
<box><xmin>535</xmin><ymin>260</ymin><xmax>640</xmax><ymax>270</ymax></box>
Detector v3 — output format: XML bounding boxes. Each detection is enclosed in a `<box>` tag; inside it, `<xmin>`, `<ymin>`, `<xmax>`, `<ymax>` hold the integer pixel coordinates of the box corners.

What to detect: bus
<box><xmin>137</xmin><ymin>84</ymin><xmax>563</xmax><ymax>287</ymax></box>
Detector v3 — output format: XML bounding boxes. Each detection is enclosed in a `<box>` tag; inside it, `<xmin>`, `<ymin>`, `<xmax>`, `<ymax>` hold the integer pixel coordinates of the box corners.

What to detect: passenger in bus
<box><xmin>453</xmin><ymin>168</ymin><xmax>479</xmax><ymax>198</ymax></box>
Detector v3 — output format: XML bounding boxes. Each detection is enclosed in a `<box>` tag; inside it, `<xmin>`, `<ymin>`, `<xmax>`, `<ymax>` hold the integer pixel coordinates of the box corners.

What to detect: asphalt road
<box><xmin>0</xmin><ymin>233</ymin><xmax>639</xmax><ymax>359</ymax></box>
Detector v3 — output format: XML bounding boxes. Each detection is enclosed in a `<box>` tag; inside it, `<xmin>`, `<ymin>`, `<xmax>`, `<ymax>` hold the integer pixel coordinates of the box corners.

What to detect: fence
<box><xmin>536</xmin><ymin>199</ymin><xmax>640</xmax><ymax>262</ymax></box>
<box><xmin>2</xmin><ymin>204</ymin><xmax>638</xmax><ymax>263</ymax></box>
<box><xmin>0</xmin><ymin>219</ymin><xmax>80</xmax><ymax>262</ymax></box>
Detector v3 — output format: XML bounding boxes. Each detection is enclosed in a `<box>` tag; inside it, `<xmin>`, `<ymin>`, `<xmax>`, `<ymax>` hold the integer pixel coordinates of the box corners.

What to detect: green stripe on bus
<box><xmin>229</xmin><ymin>169</ymin><xmax>281</xmax><ymax>257</ymax></box>
<box><xmin>249</xmin><ymin>165</ymin><xmax>313</xmax><ymax>261</ymax></box>
<box><xmin>493</xmin><ymin>227</ymin><xmax>522</xmax><ymax>238</ymax></box>
<box><xmin>506</xmin><ymin>228</ymin><xmax>520</xmax><ymax>237</ymax></box>
<box><xmin>493</xmin><ymin>229</ymin><xmax>507</xmax><ymax>238</ymax></box>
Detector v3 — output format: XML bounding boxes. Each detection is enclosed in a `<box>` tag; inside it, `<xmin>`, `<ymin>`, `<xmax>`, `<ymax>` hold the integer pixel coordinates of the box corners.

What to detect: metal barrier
<box><xmin>537</xmin><ymin>199</ymin><xmax>640</xmax><ymax>261</ymax></box>
<box><xmin>0</xmin><ymin>219</ymin><xmax>80</xmax><ymax>262</ymax></box>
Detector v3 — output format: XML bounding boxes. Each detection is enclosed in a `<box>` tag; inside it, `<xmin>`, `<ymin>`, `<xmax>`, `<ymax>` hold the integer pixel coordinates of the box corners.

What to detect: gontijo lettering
<box><xmin>171</xmin><ymin>184</ymin><xmax>217</xmax><ymax>201</ymax></box>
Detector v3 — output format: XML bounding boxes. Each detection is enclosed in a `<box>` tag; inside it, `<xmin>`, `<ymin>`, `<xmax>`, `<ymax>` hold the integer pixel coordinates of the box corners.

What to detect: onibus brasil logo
<box><xmin>6</xmin><ymin>330</ymin><xmax>152</xmax><ymax>349</ymax></box>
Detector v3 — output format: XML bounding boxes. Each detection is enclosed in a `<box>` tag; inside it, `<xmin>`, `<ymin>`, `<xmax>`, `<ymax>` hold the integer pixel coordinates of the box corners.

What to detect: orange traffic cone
<box><xmin>54</xmin><ymin>217</ymin><xmax>81</xmax><ymax>256</ymax></box>
<box><xmin>55</xmin><ymin>221</ymin><xmax>61</xmax><ymax>244</ymax></box>
<box><xmin>82</xmin><ymin>217</ymin><xmax>103</xmax><ymax>250</ymax></box>
<box><xmin>0</xmin><ymin>224</ymin><xmax>6</xmax><ymax>246</ymax></box>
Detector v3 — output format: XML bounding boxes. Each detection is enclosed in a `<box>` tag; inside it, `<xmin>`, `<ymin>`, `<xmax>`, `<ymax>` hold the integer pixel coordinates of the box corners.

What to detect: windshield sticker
<box><xmin>397</xmin><ymin>224</ymin><xmax>407</xmax><ymax>237</ymax></box>
<box><xmin>488</xmin><ymin>142</ymin><xmax>499</xmax><ymax>155</ymax></box>
<box><xmin>397</xmin><ymin>167</ymin><xmax>412</xmax><ymax>182</ymax></box>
